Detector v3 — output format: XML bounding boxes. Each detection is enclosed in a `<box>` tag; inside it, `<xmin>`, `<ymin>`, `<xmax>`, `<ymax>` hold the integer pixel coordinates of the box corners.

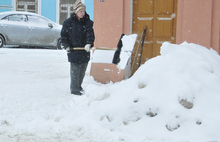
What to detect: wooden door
<box><xmin>131</xmin><ymin>0</ymin><xmax>177</xmax><ymax>74</ymax></box>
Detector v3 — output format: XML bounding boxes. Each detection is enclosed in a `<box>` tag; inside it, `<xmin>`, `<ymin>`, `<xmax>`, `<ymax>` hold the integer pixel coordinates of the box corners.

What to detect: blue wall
<box><xmin>85</xmin><ymin>0</ymin><xmax>93</xmax><ymax>21</ymax></box>
<box><xmin>0</xmin><ymin>8</ymin><xmax>12</xmax><ymax>13</ymax></box>
<box><xmin>41</xmin><ymin>0</ymin><xmax>56</xmax><ymax>22</ymax></box>
<box><xmin>0</xmin><ymin>1</ymin><xmax>12</xmax><ymax>5</ymax></box>
<box><xmin>0</xmin><ymin>0</ymin><xmax>13</xmax><ymax>12</ymax></box>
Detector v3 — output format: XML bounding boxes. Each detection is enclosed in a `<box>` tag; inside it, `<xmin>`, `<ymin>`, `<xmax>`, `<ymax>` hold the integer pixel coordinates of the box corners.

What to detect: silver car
<box><xmin>0</xmin><ymin>11</ymin><xmax>62</xmax><ymax>49</ymax></box>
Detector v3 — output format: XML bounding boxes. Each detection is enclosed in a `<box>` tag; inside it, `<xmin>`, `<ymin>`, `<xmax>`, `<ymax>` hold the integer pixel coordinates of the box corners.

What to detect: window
<box><xmin>4</xmin><ymin>14</ymin><xmax>26</xmax><ymax>22</ymax></box>
<box><xmin>27</xmin><ymin>15</ymin><xmax>49</xmax><ymax>23</ymax></box>
<box><xmin>1</xmin><ymin>17</ymin><xmax>9</xmax><ymax>21</ymax></box>
<box><xmin>16</xmin><ymin>0</ymin><xmax>38</xmax><ymax>13</ymax></box>
<box><xmin>60</xmin><ymin>0</ymin><xmax>77</xmax><ymax>25</ymax></box>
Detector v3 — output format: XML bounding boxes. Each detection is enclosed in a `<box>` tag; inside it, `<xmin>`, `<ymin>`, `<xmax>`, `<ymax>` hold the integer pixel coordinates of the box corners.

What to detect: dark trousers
<box><xmin>70</xmin><ymin>62</ymin><xmax>88</xmax><ymax>94</ymax></box>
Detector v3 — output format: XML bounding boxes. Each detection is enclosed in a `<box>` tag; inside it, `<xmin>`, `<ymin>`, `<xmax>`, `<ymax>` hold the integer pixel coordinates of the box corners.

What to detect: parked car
<box><xmin>0</xmin><ymin>11</ymin><xmax>62</xmax><ymax>49</ymax></box>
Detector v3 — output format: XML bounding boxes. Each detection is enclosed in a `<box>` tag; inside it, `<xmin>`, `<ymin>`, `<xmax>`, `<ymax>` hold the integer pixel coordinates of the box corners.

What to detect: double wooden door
<box><xmin>132</xmin><ymin>0</ymin><xmax>177</xmax><ymax>73</ymax></box>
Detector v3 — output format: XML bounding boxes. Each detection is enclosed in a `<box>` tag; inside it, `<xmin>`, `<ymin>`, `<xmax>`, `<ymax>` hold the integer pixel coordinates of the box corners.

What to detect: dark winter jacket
<box><xmin>61</xmin><ymin>12</ymin><xmax>95</xmax><ymax>64</ymax></box>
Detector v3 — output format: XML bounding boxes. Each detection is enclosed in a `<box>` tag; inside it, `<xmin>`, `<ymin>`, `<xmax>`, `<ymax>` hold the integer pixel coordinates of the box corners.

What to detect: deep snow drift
<box><xmin>0</xmin><ymin>42</ymin><xmax>220</xmax><ymax>142</ymax></box>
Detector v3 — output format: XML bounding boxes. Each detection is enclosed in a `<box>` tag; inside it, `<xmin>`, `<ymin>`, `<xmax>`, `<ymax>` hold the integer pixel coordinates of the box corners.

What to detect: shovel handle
<box><xmin>71</xmin><ymin>47</ymin><xmax>85</xmax><ymax>50</ymax></box>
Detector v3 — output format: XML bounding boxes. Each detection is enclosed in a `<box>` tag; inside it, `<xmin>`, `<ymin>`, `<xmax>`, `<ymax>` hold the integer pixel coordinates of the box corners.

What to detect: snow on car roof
<box><xmin>0</xmin><ymin>11</ymin><xmax>39</xmax><ymax>16</ymax></box>
<box><xmin>0</xmin><ymin>11</ymin><xmax>40</xmax><ymax>20</ymax></box>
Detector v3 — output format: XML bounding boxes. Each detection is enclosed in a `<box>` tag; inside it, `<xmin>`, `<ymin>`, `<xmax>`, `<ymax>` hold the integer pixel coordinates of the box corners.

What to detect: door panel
<box><xmin>143</xmin><ymin>42</ymin><xmax>153</xmax><ymax>60</ymax></box>
<box><xmin>136</xmin><ymin>18</ymin><xmax>153</xmax><ymax>38</ymax></box>
<box><xmin>156</xmin><ymin>0</ymin><xmax>174</xmax><ymax>14</ymax></box>
<box><xmin>27</xmin><ymin>15</ymin><xmax>56</xmax><ymax>46</ymax></box>
<box><xmin>132</xmin><ymin>0</ymin><xmax>177</xmax><ymax>74</ymax></box>
<box><xmin>137</xmin><ymin>0</ymin><xmax>154</xmax><ymax>15</ymax></box>
<box><xmin>155</xmin><ymin>18</ymin><xmax>173</xmax><ymax>37</ymax></box>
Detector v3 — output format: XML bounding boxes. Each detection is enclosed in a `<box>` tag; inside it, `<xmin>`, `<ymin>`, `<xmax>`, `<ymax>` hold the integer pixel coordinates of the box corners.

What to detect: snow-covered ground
<box><xmin>0</xmin><ymin>42</ymin><xmax>220</xmax><ymax>142</ymax></box>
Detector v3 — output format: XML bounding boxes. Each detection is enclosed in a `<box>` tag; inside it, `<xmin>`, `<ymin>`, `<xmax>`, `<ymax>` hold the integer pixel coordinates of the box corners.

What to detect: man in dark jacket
<box><xmin>61</xmin><ymin>0</ymin><xmax>95</xmax><ymax>95</ymax></box>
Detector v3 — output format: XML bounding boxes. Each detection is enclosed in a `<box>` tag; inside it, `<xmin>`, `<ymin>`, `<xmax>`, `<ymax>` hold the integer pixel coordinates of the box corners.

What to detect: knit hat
<box><xmin>73</xmin><ymin>0</ymin><xmax>86</xmax><ymax>14</ymax></box>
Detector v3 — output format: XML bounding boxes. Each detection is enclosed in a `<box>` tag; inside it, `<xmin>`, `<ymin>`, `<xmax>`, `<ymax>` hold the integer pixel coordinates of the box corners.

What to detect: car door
<box><xmin>26</xmin><ymin>15</ymin><xmax>56</xmax><ymax>47</ymax></box>
<box><xmin>0</xmin><ymin>14</ymin><xmax>28</xmax><ymax>45</ymax></box>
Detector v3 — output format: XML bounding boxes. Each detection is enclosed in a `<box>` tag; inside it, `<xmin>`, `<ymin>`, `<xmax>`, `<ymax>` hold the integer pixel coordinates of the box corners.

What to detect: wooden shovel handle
<box><xmin>71</xmin><ymin>47</ymin><xmax>85</xmax><ymax>50</ymax></box>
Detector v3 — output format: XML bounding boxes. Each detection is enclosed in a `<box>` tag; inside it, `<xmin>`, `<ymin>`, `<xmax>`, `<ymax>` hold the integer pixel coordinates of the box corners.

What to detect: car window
<box><xmin>27</xmin><ymin>15</ymin><xmax>50</xmax><ymax>24</ymax></box>
<box><xmin>2</xmin><ymin>14</ymin><xmax>26</xmax><ymax>22</ymax></box>
<box><xmin>1</xmin><ymin>16</ymin><xmax>8</xmax><ymax>21</ymax></box>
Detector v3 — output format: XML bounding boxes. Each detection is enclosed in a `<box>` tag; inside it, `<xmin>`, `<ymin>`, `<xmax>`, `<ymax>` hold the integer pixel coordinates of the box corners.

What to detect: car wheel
<box><xmin>56</xmin><ymin>39</ymin><xmax>62</xmax><ymax>50</ymax></box>
<box><xmin>0</xmin><ymin>35</ymin><xmax>4</xmax><ymax>48</ymax></box>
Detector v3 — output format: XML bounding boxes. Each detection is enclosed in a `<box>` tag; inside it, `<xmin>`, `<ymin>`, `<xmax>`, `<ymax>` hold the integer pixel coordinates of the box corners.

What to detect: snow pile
<box><xmin>86</xmin><ymin>42</ymin><xmax>220</xmax><ymax>141</ymax></box>
<box><xmin>0</xmin><ymin>42</ymin><xmax>220</xmax><ymax>142</ymax></box>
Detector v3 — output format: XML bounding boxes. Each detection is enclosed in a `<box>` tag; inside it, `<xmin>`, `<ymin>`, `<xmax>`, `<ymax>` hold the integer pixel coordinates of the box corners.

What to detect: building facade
<box><xmin>1</xmin><ymin>0</ymin><xmax>219</xmax><ymax>55</ymax></box>
<box><xmin>94</xmin><ymin>0</ymin><xmax>220</xmax><ymax>53</ymax></box>
<box><xmin>93</xmin><ymin>0</ymin><xmax>220</xmax><ymax>75</ymax></box>
<box><xmin>0</xmin><ymin>0</ymin><xmax>93</xmax><ymax>25</ymax></box>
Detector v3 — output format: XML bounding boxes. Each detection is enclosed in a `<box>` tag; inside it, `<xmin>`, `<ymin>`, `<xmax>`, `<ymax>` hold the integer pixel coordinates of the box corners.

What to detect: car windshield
<box><xmin>0</xmin><ymin>13</ymin><xmax>7</xmax><ymax>20</ymax></box>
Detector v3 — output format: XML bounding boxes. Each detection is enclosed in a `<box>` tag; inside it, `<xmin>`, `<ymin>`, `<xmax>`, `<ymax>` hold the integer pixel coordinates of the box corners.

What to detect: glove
<box><xmin>84</xmin><ymin>44</ymin><xmax>91</xmax><ymax>52</ymax></box>
<box><xmin>66</xmin><ymin>47</ymin><xmax>70</xmax><ymax>53</ymax></box>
